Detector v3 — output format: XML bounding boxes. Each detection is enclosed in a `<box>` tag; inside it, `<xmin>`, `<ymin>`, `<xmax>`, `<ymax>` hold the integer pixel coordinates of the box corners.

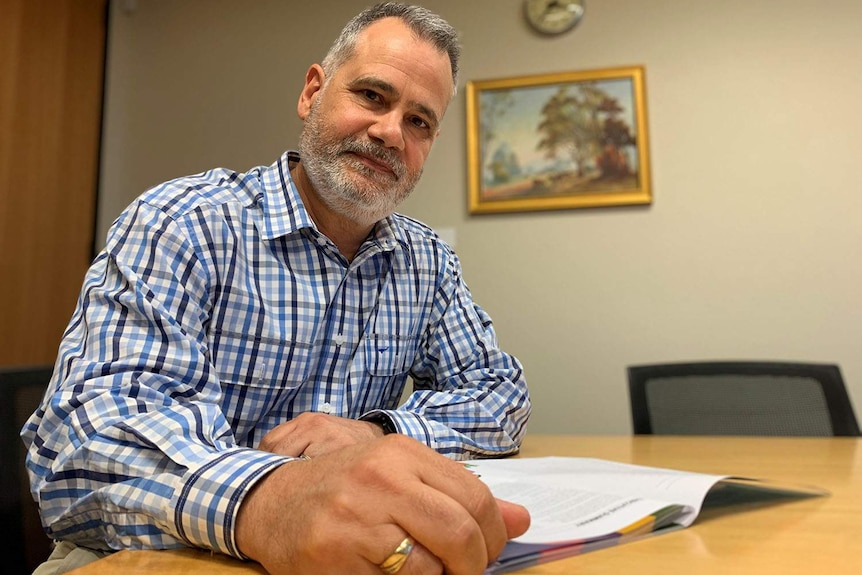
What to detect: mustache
<box><xmin>338</xmin><ymin>138</ymin><xmax>406</xmax><ymax>179</ymax></box>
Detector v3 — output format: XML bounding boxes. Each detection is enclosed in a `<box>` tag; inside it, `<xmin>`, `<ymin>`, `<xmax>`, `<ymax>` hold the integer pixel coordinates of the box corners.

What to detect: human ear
<box><xmin>297</xmin><ymin>64</ymin><xmax>325</xmax><ymax>120</ymax></box>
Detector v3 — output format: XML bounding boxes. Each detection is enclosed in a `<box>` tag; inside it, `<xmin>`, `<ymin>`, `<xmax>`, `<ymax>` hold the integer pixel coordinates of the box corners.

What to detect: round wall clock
<box><xmin>524</xmin><ymin>0</ymin><xmax>586</xmax><ymax>36</ymax></box>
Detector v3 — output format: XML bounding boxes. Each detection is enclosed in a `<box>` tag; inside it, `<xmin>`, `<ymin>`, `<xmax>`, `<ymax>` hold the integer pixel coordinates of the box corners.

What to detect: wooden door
<box><xmin>0</xmin><ymin>0</ymin><xmax>107</xmax><ymax>367</ymax></box>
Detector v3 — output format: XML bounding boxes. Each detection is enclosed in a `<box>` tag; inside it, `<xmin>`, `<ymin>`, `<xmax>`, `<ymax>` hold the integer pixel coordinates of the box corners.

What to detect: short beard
<box><xmin>298</xmin><ymin>97</ymin><xmax>422</xmax><ymax>227</ymax></box>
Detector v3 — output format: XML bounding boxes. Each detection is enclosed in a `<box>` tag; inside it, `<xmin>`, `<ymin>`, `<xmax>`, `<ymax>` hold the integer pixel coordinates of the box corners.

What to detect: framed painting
<box><xmin>466</xmin><ymin>65</ymin><xmax>651</xmax><ymax>214</ymax></box>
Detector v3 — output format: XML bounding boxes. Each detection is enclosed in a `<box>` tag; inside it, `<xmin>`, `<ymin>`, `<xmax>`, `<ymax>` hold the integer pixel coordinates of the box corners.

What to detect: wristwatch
<box><xmin>365</xmin><ymin>413</ymin><xmax>398</xmax><ymax>435</ymax></box>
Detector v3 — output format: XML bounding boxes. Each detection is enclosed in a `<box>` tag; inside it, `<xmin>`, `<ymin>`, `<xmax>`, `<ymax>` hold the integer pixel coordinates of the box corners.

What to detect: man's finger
<box><xmin>396</xmin><ymin>540</ymin><xmax>443</xmax><ymax>575</ymax></box>
<box><xmin>390</xmin><ymin>484</ymin><xmax>488</xmax><ymax>575</ymax></box>
<box><xmin>496</xmin><ymin>498</ymin><xmax>531</xmax><ymax>541</ymax></box>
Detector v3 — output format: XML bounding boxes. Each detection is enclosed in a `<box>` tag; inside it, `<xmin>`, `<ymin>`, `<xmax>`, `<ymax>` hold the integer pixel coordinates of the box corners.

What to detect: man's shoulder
<box><xmin>138</xmin><ymin>164</ymin><xmax>267</xmax><ymax>219</ymax></box>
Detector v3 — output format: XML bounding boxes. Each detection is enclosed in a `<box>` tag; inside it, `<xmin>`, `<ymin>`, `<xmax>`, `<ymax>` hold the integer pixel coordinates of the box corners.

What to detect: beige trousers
<box><xmin>31</xmin><ymin>541</ymin><xmax>111</xmax><ymax>575</ymax></box>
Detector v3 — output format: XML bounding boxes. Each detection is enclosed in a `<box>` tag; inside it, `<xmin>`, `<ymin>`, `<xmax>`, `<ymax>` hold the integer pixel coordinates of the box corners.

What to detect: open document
<box><xmin>467</xmin><ymin>457</ymin><xmax>827</xmax><ymax>574</ymax></box>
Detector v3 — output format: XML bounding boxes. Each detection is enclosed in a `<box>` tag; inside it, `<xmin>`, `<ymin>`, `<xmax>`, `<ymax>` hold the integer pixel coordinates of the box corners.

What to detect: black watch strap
<box><xmin>366</xmin><ymin>413</ymin><xmax>398</xmax><ymax>435</ymax></box>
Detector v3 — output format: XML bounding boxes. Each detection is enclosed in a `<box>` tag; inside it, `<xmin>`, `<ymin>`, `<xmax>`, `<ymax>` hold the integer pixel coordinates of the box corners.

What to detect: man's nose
<box><xmin>367</xmin><ymin>111</ymin><xmax>405</xmax><ymax>150</ymax></box>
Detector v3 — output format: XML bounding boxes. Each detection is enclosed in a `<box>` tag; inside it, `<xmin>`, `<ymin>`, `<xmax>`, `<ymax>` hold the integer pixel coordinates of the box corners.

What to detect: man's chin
<box><xmin>349</xmin><ymin>201</ymin><xmax>399</xmax><ymax>226</ymax></box>
<box><xmin>346</xmin><ymin>166</ymin><xmax>399</xmax><ymax>192</ymax></box>
<box><xmin>317</xmin><ymin>190</ymin><xmax>391</xmax><ymax>227</ymax></box>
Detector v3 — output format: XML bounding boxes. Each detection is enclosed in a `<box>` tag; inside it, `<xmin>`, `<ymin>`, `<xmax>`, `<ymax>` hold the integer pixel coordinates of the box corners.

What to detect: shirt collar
<box><xmin>370</xmin><ymin>215</ymin><xmax>411</xmax><ymax>256</ymax></box>
<box><xmin>255</xmin><ymin>151</ymin><xmax>315</xmax><ymax>240</ymax></box>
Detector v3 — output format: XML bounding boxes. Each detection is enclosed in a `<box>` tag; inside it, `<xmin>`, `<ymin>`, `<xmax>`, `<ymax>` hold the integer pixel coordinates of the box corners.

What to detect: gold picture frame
<box><xmin>466</xmin><ymin>65</ymin><xmax>651</xmax><ymax>214</ymax></box>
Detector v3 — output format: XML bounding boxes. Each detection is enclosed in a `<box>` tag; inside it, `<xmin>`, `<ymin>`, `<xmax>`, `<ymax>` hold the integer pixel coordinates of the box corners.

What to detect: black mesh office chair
<box><xmin>627</xmin><ymin>361</ymin><xmax>861</xmax><ymax>436</ymax></box>
<box><xmin>1</xmin><ymin>365</ymin><xmax>55</xmax><ymax>574</ymax></box>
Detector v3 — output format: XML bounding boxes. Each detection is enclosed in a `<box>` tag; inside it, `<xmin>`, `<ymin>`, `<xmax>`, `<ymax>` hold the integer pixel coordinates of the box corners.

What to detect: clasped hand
<box><xmin>237</xmin><ymin>415</ymin><xmax>530</xmax><ymax>575</ymax></box>
<box><xmin>257</xmin><ymin>411</ymin><xmax>386</xmax><ymax>458</ymax></box>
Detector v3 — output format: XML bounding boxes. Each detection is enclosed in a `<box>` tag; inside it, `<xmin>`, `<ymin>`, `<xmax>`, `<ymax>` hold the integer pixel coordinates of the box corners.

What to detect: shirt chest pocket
<box><xmin>364</xmin><ymin>334</ymin><xmax>419</xmax><ymax>376</ymax></box>
<box><xmin>210</xmin><ymin>329</ymin><xmax>312</xmax><ymax>389</ymax></box>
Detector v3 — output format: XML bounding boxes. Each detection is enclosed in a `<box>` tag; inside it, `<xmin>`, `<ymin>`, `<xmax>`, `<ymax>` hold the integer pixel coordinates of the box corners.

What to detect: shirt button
<box><xmin>321</xmin><ymin>402</ymin><xmax>334</xmax><ymax>414</ymax></box>
<box><xmin>316</xmin><ymin>235</ymin><xmax>327</xmax><ymax>246</ymax></box>
<box><xmin>333</xmin><ymin>333</ymin><xmax>346</xmax><ymax>346</ymax></box>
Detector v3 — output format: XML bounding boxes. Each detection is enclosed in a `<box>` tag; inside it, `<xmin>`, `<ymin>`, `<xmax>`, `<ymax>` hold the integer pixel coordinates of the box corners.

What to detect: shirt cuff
<box><xmin>174</xmin><ymin>448</ymin><xmax>289</xmax><ymax>559</ymax></box>
<box><xmin>361</xmin><ymin>409</ymin><xmax>437</xmax><ymax>451</ymax></box>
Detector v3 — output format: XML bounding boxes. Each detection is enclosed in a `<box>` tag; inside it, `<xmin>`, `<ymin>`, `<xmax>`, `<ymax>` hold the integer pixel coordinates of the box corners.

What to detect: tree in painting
<box><xmin>536</xmin><ymin>81</ymin><xmax>636</xmax><ymax>184</ymax></box>
<box><xmin>594</xmin><ymin>97</ymin><xmax>637</xmax><ymax>180</ymax></box>
<box><xmin>536</xmin><ymin>83</ymin><xmax>605</xmax><ymax>179</ymax></box>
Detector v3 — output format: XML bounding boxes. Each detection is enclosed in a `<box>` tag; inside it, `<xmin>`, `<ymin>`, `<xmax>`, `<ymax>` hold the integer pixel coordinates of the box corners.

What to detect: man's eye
<box><xmin>410</xmin><ymin>117</ymin><xmax>430</xmax><ymax>130</ymax></box>
<box><xmin>363</xmin><ymin>90</ymin><xmax>382</xmax><ymax>102</ymax></box>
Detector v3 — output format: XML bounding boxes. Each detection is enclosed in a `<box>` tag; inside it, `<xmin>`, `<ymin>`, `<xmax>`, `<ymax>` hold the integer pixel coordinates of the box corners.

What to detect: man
<box><xmin>23</xmin><ymin>3</ymin><xmax>531</xmax><ymax>575</ymax></box>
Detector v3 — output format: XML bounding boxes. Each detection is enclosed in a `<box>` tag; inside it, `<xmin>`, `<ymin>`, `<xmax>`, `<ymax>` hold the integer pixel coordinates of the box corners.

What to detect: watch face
<box><xmin>525</xmin><ymin>0</ymin><xmax>585</xmax><ymax>35</ymax></box>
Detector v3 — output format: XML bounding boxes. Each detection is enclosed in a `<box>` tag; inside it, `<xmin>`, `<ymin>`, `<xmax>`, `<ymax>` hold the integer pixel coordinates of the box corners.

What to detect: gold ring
<box><xmin>379</xmin><ymin>537</ymin><xmax>414</xmax><ymax>575</ymax></box>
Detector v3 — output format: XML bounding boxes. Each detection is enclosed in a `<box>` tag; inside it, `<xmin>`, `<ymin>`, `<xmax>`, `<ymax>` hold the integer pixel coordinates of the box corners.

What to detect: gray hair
<box><xmin>321</xmin><ymin>2</ymin><xmax>461</xmax><ymax>94</ymax></box>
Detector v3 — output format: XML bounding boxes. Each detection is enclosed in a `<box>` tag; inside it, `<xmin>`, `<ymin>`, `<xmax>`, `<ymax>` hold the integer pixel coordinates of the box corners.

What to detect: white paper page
<box><xmin>468</xmin><ymin>457</ymin><xmax>727</xmax><ymax>545</ymax></box>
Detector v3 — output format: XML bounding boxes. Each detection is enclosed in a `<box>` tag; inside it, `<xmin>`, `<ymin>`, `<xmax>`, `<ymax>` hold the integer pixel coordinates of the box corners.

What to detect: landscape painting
<box><xmin>466</xmin><ymin>66</ymin><xmax>651</xmax><ymax>214</ymax></box>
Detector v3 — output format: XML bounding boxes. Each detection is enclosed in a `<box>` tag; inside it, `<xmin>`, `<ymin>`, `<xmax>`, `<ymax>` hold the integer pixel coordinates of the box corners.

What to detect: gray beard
<box><xmin>298</xmin><ymin>108</ymin><xmax>421</xmax><ymax>227</ymax></box>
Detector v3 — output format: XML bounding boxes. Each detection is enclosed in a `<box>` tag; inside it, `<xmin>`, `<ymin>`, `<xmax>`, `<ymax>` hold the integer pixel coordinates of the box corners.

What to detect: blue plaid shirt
<box><xmin>22</xmin><ymin>151</ymin><xmax>530</xmax><ymax>558</ymax></box>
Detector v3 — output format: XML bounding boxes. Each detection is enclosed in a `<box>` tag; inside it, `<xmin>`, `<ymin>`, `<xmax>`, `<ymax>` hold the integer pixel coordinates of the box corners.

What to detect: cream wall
<box><xmin>98</xmin><ymin>0</ymin><xmax>862</xmax><ymax>434</ymax></box>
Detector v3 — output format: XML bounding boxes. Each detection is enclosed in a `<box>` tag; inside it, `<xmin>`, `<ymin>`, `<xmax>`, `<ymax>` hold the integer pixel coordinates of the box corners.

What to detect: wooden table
<box><xmin>69</xmin><ymin>435</ymin><xmax>861</xmax><ymax>575</ymax></box>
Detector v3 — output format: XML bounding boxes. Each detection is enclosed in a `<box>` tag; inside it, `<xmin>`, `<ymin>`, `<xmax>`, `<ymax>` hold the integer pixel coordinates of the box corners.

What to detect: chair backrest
<box><xmin>0</xmin><ymin>365</ymin><xmax>54</xmax><ymax>574</ymax></box>
<box><xmin>627</xmin><ymin>361</ymin><xmax>861</xmax><ymax>436</ymax></box>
